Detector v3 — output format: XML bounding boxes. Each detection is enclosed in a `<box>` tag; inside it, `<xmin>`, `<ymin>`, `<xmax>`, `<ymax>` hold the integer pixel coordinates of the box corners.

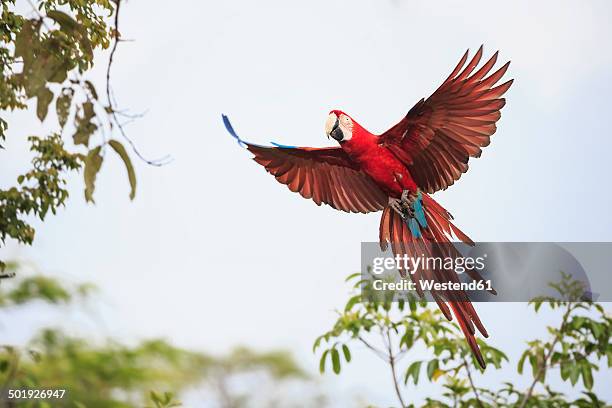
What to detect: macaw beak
<box><xmin>325</xmin><ymin>113</ymin><xmax>342</xmax><ymax>141</ymax></box>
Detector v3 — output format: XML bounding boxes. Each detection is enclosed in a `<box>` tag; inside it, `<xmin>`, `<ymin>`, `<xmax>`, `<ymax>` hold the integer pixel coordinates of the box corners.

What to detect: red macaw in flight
<box><xmin>223</xmin><ymin>46</ymin><xmax>512</xmax><ymax>368</ymax></box>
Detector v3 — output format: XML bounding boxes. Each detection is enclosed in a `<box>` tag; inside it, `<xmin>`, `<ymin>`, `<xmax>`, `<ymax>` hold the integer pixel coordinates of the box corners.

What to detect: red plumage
<box><xmin>228</xmin><ymin>46</ymin><xmax>512</xmax><ymax>368</ymax></box>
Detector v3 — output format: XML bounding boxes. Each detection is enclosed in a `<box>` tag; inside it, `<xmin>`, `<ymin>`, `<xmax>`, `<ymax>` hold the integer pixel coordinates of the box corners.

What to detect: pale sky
<box><xmin>1</xmin><ymin>0</ymin><xmax>611</xmax><ymax>406</ymax></box>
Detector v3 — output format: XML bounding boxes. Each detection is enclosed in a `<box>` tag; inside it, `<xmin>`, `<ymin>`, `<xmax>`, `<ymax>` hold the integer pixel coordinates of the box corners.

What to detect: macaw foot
<box><xmin>389</xmin><ymin>197</ymin><xmax>408</xmax><ymax>219</ymax></box>
<box><xmin>401</xmin><ymin>190</ymin><xmax>419</xmax><ymax>215</ymax></box>
<box><xmin>389</xmin><ymin>190</ymin><xmax>428</xmax><ymax>238</ymax></box>
<box><xmin>388</xmin><ymin>191</ymin><xmax>416</xmax><ymax>220</ymax></box>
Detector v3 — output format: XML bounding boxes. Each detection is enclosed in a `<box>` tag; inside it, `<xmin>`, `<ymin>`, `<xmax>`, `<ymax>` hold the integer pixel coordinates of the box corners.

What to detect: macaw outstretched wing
<box><xmin>379</xmin><ymin>46</ymin><xmax>513</xmax><ymax>193</ymax></box>
<box><xmin>223</xmin><ymin>115</ymin><xmax>388</xmax><ymax>213</ymax></box>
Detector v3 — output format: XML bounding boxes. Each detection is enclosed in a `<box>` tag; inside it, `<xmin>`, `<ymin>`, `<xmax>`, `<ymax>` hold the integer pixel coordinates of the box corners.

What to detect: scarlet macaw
<box><xmin>223</xmin><ymin>46</ymin><xmax>512</xmax><ymax>368</ymax></box>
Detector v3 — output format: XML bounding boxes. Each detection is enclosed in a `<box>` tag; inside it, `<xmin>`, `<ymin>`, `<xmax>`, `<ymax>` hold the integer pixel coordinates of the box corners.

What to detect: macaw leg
<box><xmin>398</xmin><ymin>190</ymin><xmax>415</xmax><ymax>217</ymax></box>
<box><xmin>400</xmin><ymin>190</ymin><xmax>417</xmax><ymax>206</ymax></box>
<box><xmin>388</xmin><ymin>194</ymin><xmax>413</xmax><ymax>217</ymax></box>
<box><xmin>388</xmin><ymin>197</ymin><xmax>407</xmax><ymax>219</ymax></box>
<box><xmin>401</xmin><ymin>189</ymin><xmax>427</xmax><ymax>228</ymax></box>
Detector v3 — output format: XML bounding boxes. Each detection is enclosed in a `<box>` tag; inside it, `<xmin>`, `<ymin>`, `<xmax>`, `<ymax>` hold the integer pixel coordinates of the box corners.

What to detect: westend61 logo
<box><xmin>371</xmin><ymin>253</ymin><xmax>487</xmax><ymax>275</ymax></box>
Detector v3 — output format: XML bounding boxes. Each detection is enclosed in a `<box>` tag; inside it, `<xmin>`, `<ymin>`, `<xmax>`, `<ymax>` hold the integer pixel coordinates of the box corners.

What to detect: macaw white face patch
<box><xmin>338</xmin><ymin>113</ymin><xmax>353</xmax><ymax>142</ymax></box>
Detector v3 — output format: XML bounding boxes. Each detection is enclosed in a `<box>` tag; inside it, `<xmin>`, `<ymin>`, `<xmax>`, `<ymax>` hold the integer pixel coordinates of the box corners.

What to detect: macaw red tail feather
<box><xmin>379</xmin><ymin>193</ymin><xmax>487</xmax><ymax>368</ymax></box>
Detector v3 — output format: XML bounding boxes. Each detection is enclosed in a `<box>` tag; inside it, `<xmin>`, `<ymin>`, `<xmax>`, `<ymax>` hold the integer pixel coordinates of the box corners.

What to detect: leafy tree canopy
<box><xmin>315</xmin><ymin>272</ymin><xmax>611</xmax><ymax>408</ymax></box>
<box><xmin>0</xmin><ymin>0</ymin><xmax>161</xmax><ymax>271</ymax></box>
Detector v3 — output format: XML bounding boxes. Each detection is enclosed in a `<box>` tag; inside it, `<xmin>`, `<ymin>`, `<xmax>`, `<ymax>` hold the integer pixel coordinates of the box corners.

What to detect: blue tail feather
<box><xmin>408</xmin><ymin>218</ymin><xmax>422</xmax><ymax>238</ymax></box>
<box><xmin>414</xmin><ymin>191</ymin><xmax>428</xmax><ymax>228</ymax></box>
<box><xmin>405</xmin><ymin>191</ymin><xmax>427</xmax><ymax>238</ymax></box>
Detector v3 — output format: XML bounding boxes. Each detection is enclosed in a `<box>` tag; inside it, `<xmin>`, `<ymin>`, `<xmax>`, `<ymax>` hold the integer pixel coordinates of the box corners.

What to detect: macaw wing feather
<box><xmin>246</xmin><ymin>144</ymin><xmax>388</xmax><ymax>213</ymax></box>
<box><xmin>223</xmin><ymin>114</ymin><xmax>387</xmax><ymax>213</ymax></box>
<box><xmin>379</xmin><ymin>45</ymin><xmax>513</xmax><ymax>193</ymax></box>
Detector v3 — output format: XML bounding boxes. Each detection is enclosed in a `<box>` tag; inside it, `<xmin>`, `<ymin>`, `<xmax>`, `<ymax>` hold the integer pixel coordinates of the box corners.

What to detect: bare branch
<box><xmin>104</xmin><ymin>0</ymin><xmax>171</xmax><ymax>167</ymax></box>
<box><xmin>357</xmin><ymin>336</ymin><xmax>387</xmax><ymax>361</ymax></box>
<box><xmin>462</xmin><ymin>357</ymin><xmax>484</xmax><ymax>408</ymax></box>
<box><xmin>25</xmin><ymin>0</ymin><xmax>51</xmax><ymax>30</ymax></box>
<box><xmin>105</xmin><ymin>0</ymin><xmax>121</xmax><ymax>109</ymax></box>
<box><xmin>385</xmin><ymin>328</ymin><xmax>407</xmax><ymax>408</ymax></box>
<box><xmin>517</xmin><ymin>303</ymin><xmax>577</xmax><ymax>408</ymax></box>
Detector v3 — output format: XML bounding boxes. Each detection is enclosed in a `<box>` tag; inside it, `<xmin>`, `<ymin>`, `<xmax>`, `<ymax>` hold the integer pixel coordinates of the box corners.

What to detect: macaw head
<box><xmin>325</xmin><ymin>110</ymin><xmax>357</xmax><ymax>143</ymax></box>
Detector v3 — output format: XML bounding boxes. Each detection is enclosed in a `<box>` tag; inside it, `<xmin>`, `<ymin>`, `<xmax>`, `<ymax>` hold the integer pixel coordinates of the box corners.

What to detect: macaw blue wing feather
<box><xmin>222</xmin><ymin>114</ymin><xmax>247</xmax><ymax>148</ymax></box>
<box><xmin>222</xmin><ymin>114</ymin><xmax>293</xmax><ymax>150</ymax></box>
<box><xmin>270</xmin><ymin>142</ymin><xmax>298</xmax><ymax>149</ymax></box>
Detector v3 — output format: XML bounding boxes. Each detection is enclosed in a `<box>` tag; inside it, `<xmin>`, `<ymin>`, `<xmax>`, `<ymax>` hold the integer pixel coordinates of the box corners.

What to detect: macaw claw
<box><xmin>389</xmin><ymin>190</ymin><xmax>417</xmax><ymax>219</ymax></box>
<box><xmin>388</xmin><ymin>197</ymin><xmax>409</xmax><ymax>219</ymax></box>
<box><xmin>389</xmin><ymin>190</ymin><xmax>428</xmax><ymax>236</ymax></box>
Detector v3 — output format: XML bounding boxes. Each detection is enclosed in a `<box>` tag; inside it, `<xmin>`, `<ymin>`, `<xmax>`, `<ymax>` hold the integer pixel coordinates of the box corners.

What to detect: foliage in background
<box><xmin>0</xmin><ymin>260</ymin><xmax>93</xmax><ymax>307</ymax></box>
<box><xmin>1</xmin><ymin>329</ymin><xmax>210</xmax><ymax>408</ymax></box>
<box><xmin>0</xmin><ymin>262</ymin><xmax>321</xmax><ymax>408</ymax></box>
<box><xmin>146</xmin><ymin>391</ymin><xmax>181</xmax><ymax>408</ymax></box>
<box><xmin>314</xmin><ymin>272</ymin><xmax>611</xmax><ymax>408</ymax></box>
<box><xmin>0</xmin><ymin>0</ymin><xmax>166</xmax><ymax>272</ymax></box>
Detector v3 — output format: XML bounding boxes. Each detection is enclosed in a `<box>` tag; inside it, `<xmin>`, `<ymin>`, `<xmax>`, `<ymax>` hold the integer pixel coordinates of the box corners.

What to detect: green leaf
<box><xmin>15</xmin><ymin>20</ymin><xmax>38</xmax><ymax>66</ymax></box>
<box><xmin>0</xmin><ymin>117</ymin><xmax>7</xmax><ymax>148</ymax></box>
<box><xmin>560</xmin><ymin>361</ymin><xmax>570</xmax><ymax>381</ymax></box>
<box><xmin>404</xmin><ymin>361</ymin><xmax>422</xmax><ymax>385</ymax></box>
<box><xmin>319</xmin><ymin>349</ymin><xmax>329</xmax><ymax>374</ymax></box>
<box><xmin>46</xmin><ymin>10</ymin><xmax>79</xmax><ymax>32</ymax></box>
<box><xmin>36</xmin><ymin>87</ymin><xmax>53</xmax><ymax>122</ymax></box>
<box><xmin>312</xmin><ymin>336</ymin><xmax>322</xmax><ymax>353</ymax></box>
<box><xmin>581</xmin><ymin>361</ymin><xmax>593</xmax><ymax>390</ymax></box>
<box><xmin>569</xmin><ymin>361</ymin><xmax>581</xmax><ymax>386</ymax></box>
<box><xmin>73</xmin><ymin>102</ymin><xmax>97</xmax><ymax>146</ymax></box>
<box><xmin>331</xmin><ymin>347</ymin><xmax>341</xmax><ymax>374</ymax></box>
<box><xmin>341</xmin><ymin>344</ymin><xmax>351</xmax><ymax>363</ymax></box>
<box><xmin>400</xmin><ymin>327</ymin><xmax>414</xmax><ymax>349</ymax></box>
<box><xmin>84</xmin><ymin>80</ymin><xmax>98</xmax><ymax>100</ymax></box>
<box><xmin>344</xmin><ymin>295</ymin><xmax>360</xmax><ymax>312</ymax></box>
<box><xmin>533</xmin><ymin>300</ymin><xmax>543</xmax><ymax>312</ymax></box>
<box><xmin>590</xmin><ymin>321</ymin><xmax>603</xmax><ymax>339</ymax></box>
<box><xmin>517</xmin><ymin>351</ymin><xmax>528</xmax><ymax>374</ymax></box>
<box><xmin>427</xmin><ymin>359</ymin><xmax>439</xmax><ymax>381</ymax></box>
<box><xmin>84</xmin><ymin>146</ymin><xmax>103</xmax><ymax>203</ymax></box>
<box><xmin>150</xmin><ymin>390</ymin><xmax>162</xmax><ymax>404</ymax></box>
<box><xmin>56</xmin><ymin>88</ymin><xmax>74</xmax><ymax>128</ymax></box>
<box><xmin>108</xmin><ymin>140</ymin><xmax>137</xmax><ymax>200</ymax></box>
<box><xmin>399</xmin><ymin>334</ymin><xmax>410</xmax><ymax>349</ymax></box>
<box><xmin>345</xmin><ymin>272</ymin><xmax>361</xmax><ymax>282</ymax></box>
<box><xmin>47</xmin><ymin>58</ymin><xmax>69</xmax><ymax>84</ymax></box>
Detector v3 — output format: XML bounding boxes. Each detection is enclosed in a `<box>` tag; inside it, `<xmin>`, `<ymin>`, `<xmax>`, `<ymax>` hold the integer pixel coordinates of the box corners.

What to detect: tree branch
<box><xmin>462</xmin><ymin>357</ymin><xmax>484</xmax><ymax>408</ymax></box>
<box><xmin>386</xmin><ymin>328</ymin><xmax>406</xmax><ymax>408</ymax></box>
<box><xmin>517</xmin><ymin>303</ymin><xmax>576</xmax><ymax>408</ymax></box>
<box><xmin>25</xmin><ymin>0</ymin><xmax>51</xmax><ymax>31</ymax></box>
<box><xmin>104</xmin><ymin>0</ymin><xmax>171</xmax><ymax>167</ymax></box>
<box><xmin>358</xmin><ymin>336</ymin><xmax>387</xmax><ymax>361</ymax></box>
